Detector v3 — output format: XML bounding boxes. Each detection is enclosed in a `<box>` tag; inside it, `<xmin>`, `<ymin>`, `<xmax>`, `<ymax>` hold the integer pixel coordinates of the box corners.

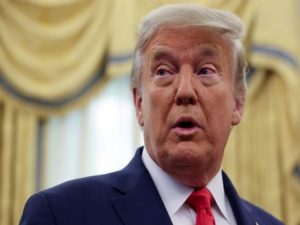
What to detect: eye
<box><xmin>196</xmin><ymin>65</ymin><xmax>220</xmax><ymax>86</ymax></box>
<box><xmin>155</xmin><ymin>67</ymin><xmax>173</xmax><ymax>76</ymax></box>
<box><xmin>157</xmin><ymin>68</ymin><xmax>167</xmax><ymax>76</ymax></box>
<box><xmin>197</xmin><ymin>67</ymin><xmax>216</xmax><ymax>76</ymax></box>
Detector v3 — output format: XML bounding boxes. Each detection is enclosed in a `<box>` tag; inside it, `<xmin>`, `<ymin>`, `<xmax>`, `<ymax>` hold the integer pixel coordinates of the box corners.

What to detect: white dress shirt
<box><xmin>142</xmin><ymin>148</ymin><xmax>237</xmax><ymax>225</ymax></box>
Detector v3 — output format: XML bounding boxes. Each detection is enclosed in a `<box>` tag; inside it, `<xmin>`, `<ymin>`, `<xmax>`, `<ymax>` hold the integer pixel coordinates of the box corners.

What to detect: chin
<box><xmin>156</xmin><ymin>145</ymin><xmax>206</xmax><ymax>172</ymax></box>
<box><xmin>164</xmin><ymin>159</ymin><xmax>214</xmax><ymax>188</ymax></box>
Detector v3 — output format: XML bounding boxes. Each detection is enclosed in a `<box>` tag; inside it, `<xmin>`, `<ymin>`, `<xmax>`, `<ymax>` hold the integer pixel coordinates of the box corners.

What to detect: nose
<box><xmin>175</xmin><ymin>71</ymin><xmax>197</xmax><ymax>105</ymax></box>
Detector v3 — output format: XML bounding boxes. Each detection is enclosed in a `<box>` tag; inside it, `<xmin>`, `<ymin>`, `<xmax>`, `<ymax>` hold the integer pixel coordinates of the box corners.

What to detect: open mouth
<box><xmin>173</xmin><ymin>117</ymin><xmax>200</xmax><ymax>130</ymax></box>
<box><xmin>172</xmin><ymin>118</ymin><xmax>200</xmax><ymax>136</ymax></box>
<box><xmin>177</xmin><ymin>121</ymin><xmax>196</xmax><ymax>128</ymax></box>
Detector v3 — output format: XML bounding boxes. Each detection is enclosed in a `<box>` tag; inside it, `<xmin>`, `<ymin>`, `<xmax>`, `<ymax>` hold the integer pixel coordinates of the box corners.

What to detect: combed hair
<box><xmin>130</xmin><ymin>4</ymin><xmax>248</xmax><ymax>95</ymax></box>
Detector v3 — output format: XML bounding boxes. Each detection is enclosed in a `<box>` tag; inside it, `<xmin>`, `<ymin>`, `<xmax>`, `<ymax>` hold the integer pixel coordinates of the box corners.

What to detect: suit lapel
<box><xmin>111</xmin><ymin>148</ymin><xmax>173</xmax><ymax>225</ymax></box>
<box><xmin>222</xmin><ymin>171</ymin><xmax>260</xmax><ymax>225</ymax></box>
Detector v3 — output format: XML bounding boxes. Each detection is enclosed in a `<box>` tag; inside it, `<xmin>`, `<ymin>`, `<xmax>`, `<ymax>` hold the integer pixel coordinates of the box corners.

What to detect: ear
<box><xmin>133</xmin><ymin>87</ymin><xmax>144</xmax><ymax>127</ymax></box>
<box><xmin>231</xmin><ymin>88</ymin><xmax>246</xmax><ymax>126</ymax></box>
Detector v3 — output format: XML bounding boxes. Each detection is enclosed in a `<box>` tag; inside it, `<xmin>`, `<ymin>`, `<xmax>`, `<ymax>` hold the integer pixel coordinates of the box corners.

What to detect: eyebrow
<box><xmin>150</xmin><ymin>47</ymin><xmax>179</xmax><ymax>65</ymax></box>
<box><xmin>194</xmin><ymin>45</ymin><xmax>219</xmax><ymax>58</ymax></box>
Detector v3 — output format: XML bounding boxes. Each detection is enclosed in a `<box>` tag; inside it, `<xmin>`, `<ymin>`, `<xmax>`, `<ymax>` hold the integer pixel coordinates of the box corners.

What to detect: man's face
<box><xmin>133</xmin><ymin>26</ymin><xmax>244</xmax><ymax>187</ymax></box>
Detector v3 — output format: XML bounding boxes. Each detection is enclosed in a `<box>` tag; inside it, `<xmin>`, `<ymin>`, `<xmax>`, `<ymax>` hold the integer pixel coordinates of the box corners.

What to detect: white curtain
<box><xmin>41</xmin><ymin>76</ymin><xmax>143</xmax><ymax>189</ymax></box>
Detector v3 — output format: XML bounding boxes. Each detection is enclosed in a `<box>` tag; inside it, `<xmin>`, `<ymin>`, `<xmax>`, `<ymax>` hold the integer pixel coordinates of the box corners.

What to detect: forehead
<box><xmin>144</xmin><ymin>26</ymin><xmax>233</xmax><ymax>61</ymax></box>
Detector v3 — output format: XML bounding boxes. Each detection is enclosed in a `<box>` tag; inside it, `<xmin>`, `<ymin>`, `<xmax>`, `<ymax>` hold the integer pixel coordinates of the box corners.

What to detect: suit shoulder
<box><xmin>242</xmin><ymin>199</ymin><xmax>284</xmax><ymax>225</ymax></box>
<box><xmin>20</xmin><ymin>172</ymin><xmax>123</xmax><ymax>225</ymax></box>
<box><xmin>41</xmin><ymin>172</ymin><xmax>120</xmax><ymax>198</ymax></box>
<box><xmin>27</xmin><ymin>172</ymin><xmax>122</xmax><ymax>212</ymax></box>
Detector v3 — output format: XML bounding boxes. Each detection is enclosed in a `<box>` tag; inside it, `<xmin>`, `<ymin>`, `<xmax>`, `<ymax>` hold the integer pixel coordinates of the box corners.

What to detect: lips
<box><xmin>172</xmin><ymin>117</ymin><xmax>201</xmax><ymax>136</ymax></box>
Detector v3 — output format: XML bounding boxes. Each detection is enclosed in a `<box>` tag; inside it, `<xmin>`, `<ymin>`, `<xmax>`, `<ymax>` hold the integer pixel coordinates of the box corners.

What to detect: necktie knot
<box><xmin>187</xmin><ymin>188</ymin><xmax>214</xmax><ymax>211</ymax></box>
<box><xmin>186</xmin><ymin>188</ymin><xmax>215</xmax><ymax>225</ymax></box>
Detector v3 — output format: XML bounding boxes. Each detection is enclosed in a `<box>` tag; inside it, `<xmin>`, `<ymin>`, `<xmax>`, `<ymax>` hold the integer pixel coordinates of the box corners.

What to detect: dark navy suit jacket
<box><xmin>20</xmin><ymin>147</ymin><xmax>284</xmax><ymax>225</ymax></box>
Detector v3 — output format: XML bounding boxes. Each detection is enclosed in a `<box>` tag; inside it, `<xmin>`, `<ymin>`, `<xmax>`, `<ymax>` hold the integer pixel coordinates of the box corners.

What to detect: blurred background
<box><xmin>0</xmin><ymin>0</ymin><xmax>300</xmax><ymax>225</ymax></box>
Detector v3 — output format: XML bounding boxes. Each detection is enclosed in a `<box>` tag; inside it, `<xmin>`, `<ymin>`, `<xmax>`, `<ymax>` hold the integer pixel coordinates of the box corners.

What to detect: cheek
<box><xmin>205</xmin><ymin>87</ymin><xmax>236</xmax><ymax>127</ymax></box>
<box><xmin>141</xmin><ymin>87</ymin><xmax>175</xmax><ymax>145</ymax></box>
<box><xmin>141</xmin><ymin>89</ymin><xmax>163</xmax><ymax>131</ymax></box>
<box><xmin>143</xmin><ymin>87</ymin><xmax>173</xmax><ymax>115</ymax></box>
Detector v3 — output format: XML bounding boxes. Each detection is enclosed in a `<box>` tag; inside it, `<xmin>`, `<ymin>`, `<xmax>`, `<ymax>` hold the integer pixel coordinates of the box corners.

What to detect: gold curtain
<box><xmin>0</xmin><ymin>102</ymin><xmax>38</xmax><ymax>225</ymax></box>
<box><xmin>0</xmin><ymin>0</ymin><xmax>112</xmax><ymax>114</ymax></box>
<box><xmin>0</xmin><ymin>0</ymin><xmax>299</xmax><ymax>225</ymax></box>
<box><xmin>0</xmin><ymin>0</ymin><xmax>161</xmax><ymax>113</ymax></box>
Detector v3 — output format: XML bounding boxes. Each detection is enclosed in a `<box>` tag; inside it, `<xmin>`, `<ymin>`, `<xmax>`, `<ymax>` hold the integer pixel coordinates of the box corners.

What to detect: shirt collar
<box><xmin>206</xmin><ymin>169</ymin><xmax>233</xmax><ymax>223</ymax></box>
<box><xmin>142</xmin><ymin>147</ymin><xmax>232</xmax><ymax>222</ymax></box>
<box><xmin>142</xmin><ymin>148</ymin><xmax>193</xmax><ymax>216</ymax></box>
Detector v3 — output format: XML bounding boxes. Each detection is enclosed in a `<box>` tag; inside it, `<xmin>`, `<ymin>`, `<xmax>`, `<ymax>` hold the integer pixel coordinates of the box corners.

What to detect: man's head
<box><xmin>132</xmin><ymin>4</ymin><xmax>247</xmax><ymax>187</ymax></box>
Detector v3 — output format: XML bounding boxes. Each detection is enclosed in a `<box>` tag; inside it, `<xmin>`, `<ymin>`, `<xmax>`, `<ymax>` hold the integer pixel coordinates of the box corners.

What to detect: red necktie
<box><xmin>186</xmin><ymin>188</ymin><xmax>215</xmax><ymax>225</ymax></box>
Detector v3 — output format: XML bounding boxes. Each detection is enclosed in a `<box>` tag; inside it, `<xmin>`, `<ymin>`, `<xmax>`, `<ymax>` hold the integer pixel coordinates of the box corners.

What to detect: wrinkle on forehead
<box><xmin>148</xmin><ymin>44</ymin><xmax>222</xmax><ymax>68</ymax></box>
<box><xmin>150</xmin><ymin>44</ymin><xmax>219</xmax><ymax>58</ymax></box>
<box><xmin>145</xmin><ymin>26</ymin><xmax>232</xmax><ymax>60</ymax></box>
<box><xmin>152</xmin><ymin>26</ymin><xmax>227</xmax><ymax>47</ymax></box>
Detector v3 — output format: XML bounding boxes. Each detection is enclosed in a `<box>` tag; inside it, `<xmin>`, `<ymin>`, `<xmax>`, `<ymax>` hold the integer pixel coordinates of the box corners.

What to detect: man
<box><xmin>20</xmin><ymin>4</ymin><xmax>284</xmax><ymax>225</ymax></box>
